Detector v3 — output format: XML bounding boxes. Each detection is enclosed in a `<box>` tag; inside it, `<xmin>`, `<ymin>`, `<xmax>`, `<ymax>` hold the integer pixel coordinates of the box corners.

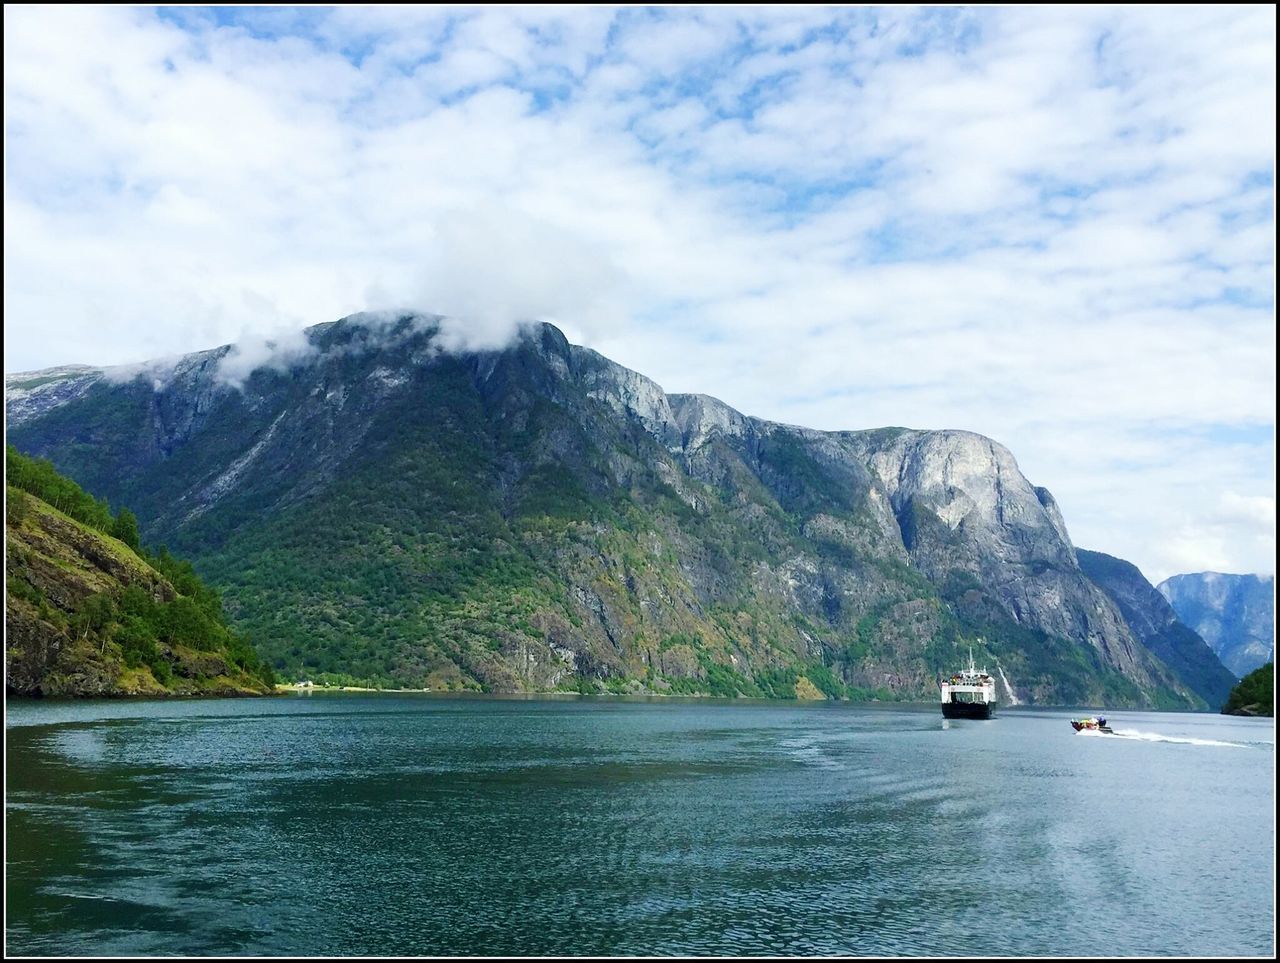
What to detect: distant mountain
<box><xmin>1077</xmin><ymin>550</ymin><xmax>1236</xmax><ymax>709</ymax></box>
<box><xmin>1157</xmin><ymin>573</ymin><xmax>1275</xmax><ymax>678</ymax></box>
<box><xmin>6</xmin><ymin>447</ymin><xmax>274</xmax><ymax>697</ymax></box>
<box><xmin>4</xmin><ymin>313</ymin><xmax>1201</xmax><ymax>706</ymax></box>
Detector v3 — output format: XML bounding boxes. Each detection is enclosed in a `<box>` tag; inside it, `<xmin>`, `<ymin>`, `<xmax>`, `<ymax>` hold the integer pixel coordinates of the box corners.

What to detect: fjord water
<box><xmin>5</xmin><ymin>697</ymin><xmax>1274</xmax><ymax>957</ymax></box>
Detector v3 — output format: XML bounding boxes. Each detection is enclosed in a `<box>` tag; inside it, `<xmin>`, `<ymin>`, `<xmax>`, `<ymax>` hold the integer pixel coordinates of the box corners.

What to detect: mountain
<box><xmin>1157</xmin><ymin>573</ymin><xmax>1275</xmax><ymax>678</ymax></box>
<box><xmin>1220</xmin><ymin>663</ymin><xmax>1273</xmax><ymax>717</ymax></box>
<box><xmin>4</xmin><ymin>312</ymin><xmax>1200</xmax><ymax>707</ymax></box>
<box><xmin>6</xmin><ymin>448</ymin><xmax>275</xmax><ymax>697</ymax></box>
<box><xmin>1077</xmin><ymin>549</ymin><xmax>1237</xmax><ymax>709</ymax></box>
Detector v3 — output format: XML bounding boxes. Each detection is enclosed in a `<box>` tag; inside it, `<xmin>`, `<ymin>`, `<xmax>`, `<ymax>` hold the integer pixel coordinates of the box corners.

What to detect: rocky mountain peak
<box><xmin>668</xmin><ymin>393</ymin><xmax>751</xmax><ymax>450</ymax></box>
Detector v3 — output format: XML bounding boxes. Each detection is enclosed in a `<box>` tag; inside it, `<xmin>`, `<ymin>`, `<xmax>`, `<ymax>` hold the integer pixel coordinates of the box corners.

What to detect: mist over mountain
<box><xmin>5</xmin><ymin>313</ymin><xmax>1204</xmax><ymax>707</ymax></box>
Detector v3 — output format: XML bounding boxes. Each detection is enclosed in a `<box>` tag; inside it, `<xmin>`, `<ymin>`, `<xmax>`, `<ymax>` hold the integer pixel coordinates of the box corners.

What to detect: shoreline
<box><xmin>274</xmin><ymin>683</ymin><xmax>834</xmax><ymax>700</ymax></box>
<box><xmin>275</xmin><ymin>684</ymin><xmax>434</xmax><ymax>693</ymax></box>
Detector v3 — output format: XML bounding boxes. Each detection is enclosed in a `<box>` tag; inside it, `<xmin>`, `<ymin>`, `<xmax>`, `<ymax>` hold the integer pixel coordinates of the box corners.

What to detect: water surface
<box><xmin>5</xmin><ymin>695</ymin><xmax>1274</xmax><ymax>956</ymax></box>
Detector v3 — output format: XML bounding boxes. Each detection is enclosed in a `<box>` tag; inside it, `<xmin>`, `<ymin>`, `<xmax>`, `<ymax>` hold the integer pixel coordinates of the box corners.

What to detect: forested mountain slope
<box><xmin>6</xmin><ymin>448</ymin><xmax>274</xmax><ymax>697</ymax></box>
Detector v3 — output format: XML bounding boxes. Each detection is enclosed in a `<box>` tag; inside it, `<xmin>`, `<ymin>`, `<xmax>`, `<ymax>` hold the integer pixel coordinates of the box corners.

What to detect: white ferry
<box><xmin>940</xmin><ymin>647</ymin><xmax>997</xmax><ymax>719</ymax></box>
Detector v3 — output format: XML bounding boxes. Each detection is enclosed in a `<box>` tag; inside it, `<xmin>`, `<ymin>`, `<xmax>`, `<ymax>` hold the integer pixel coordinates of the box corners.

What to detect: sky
<box><xmin>3</xmin><ymin>5</ymin><xmax>1275</xmax><ymax>584</ymax></box>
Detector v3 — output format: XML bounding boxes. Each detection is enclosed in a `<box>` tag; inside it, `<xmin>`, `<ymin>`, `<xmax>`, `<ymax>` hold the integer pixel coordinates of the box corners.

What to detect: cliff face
<box><xmin>4</xmin><ymin>314</ymin><xmax>1199</xmax><ymax>706</ymax></box>
<box><xmin>1078</xmin><ymin>550</ymin><xmax>1236</xmax><ymax>709</ymax></box>
<box><xmin>5</xmin><ymin>484</ymin><xmax>272</xmax><ymax>697</ymax></box>
<box><xmin>1158</xmin><ymin>573</ymin><xmax>1275</xmax><ymax>678</ymax></box>
<box><xmin>843</xmin><ymin>431</ymin><xmax>1152</xmax><ymax>682</ymax></box>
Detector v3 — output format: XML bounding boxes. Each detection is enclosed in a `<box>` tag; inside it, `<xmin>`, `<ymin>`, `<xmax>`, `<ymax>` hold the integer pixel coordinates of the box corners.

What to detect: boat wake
<box><xmin>1079</xmin><ymin>728</ymin><xmax>1252</xmax><ymax>749</ymax></box>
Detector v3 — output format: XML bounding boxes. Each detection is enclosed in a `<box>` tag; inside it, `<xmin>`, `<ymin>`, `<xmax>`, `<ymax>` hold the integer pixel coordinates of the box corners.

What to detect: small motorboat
<box><xmin>1071</xmin><ymin>716</ymin><xmax>1114</xmax><ymax>734</ymax></box>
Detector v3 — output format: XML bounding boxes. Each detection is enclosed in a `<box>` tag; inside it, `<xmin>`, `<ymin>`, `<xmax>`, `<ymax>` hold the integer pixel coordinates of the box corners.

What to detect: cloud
<box><xmin>404</xmin><ymin>203</ymin><xmax>632</xmax><ymax>353</ymax></box>
<box><xmin>100</xmin><ymin>354</ymin><xmax>196</xmax><ymax>389</ymax></box>
<box><xmin>2</xmin><ymin>5</ymin><xmax>1274</xmax><ymax>579</ymax></box>
<box><xmin>214</xmin><ymin>323</ymin><xmax>317</xmax><ymax>389</ymax></box>
<box><xmin>1214</xmin><ymin>492</ymin><xmax>1277</xmax><ymax>528</ymax></box>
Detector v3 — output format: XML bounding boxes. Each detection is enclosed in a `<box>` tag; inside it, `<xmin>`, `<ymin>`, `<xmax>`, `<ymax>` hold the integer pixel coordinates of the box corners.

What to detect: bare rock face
<box><xmin>572</xmin><ymin>346</ymin><xmax>681</xmax><ymax>448</ymax></box>
<box><xmin>658</xmin><ymin>406</ymin><xmax>1178</xmax><ymax>694</ymax></box>
<box><xmin>5</xmin><ymin>366</ymin><xmax>105</xmax><ymax>426</ymax></box>
<box><xmin>5</xmin><ymin>315</ymin><xmax>1202</xmax><ymax>706</ymax></box>
<box><xmin>847</xmin><ymin>430</ymin><xmax>1072</xmax><ymax>549</ymax></box>
<box><xmin>841</xmin><ymin>429</ymin><xmax>1154</xmax><ymax>678</ymax></box>
<box><xmin>670</xmin><ymin>393</ymin><xmax>751</xmax><ymax>450</ymax></box>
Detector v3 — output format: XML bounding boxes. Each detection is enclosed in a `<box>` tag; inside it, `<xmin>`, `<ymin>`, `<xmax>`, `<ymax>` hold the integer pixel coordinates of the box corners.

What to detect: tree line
<box><xmin>7</xmin><ymin>445</ymin><xmax>139</xmax><ymax>549</ymax></box>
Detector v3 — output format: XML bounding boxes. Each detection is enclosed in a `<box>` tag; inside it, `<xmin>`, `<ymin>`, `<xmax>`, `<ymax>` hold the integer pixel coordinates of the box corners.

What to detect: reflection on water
<box><xmin>5</xmin><ymin>696</ymin><xmax>1275</xmax><ymax>957</ymax></box>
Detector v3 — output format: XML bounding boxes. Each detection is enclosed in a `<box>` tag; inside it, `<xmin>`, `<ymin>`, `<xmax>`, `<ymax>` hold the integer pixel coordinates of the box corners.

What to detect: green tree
<box><xmin>6</xmin><ymin>445</ymin><xmax>113</xmax><ymax>532</ymax></box>
<box><xmin>111</xmin><ymin>508</ymin><xmax>140</xmax><ymax>551</ymax></box>
<box><xmin>71</xmin><ymin>593</ymin><xmax>116</xmax><ymax>641</ymax></box>
<box><xmin>1222</xmin><ymin>663</ymin><xmax>1274</xmax><ymax>716</ymax></box>
<box><xmin>7</xmin><ymin>487</ymin><xmax>30</xmax><ymax>527</ymax></box>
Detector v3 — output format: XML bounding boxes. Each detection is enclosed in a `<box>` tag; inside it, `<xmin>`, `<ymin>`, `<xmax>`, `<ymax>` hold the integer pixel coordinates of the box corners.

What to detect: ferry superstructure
<box><xmin>940</xmin><ymin>647</ymin><xmax>997</xmax><ymax>719</ymax></box>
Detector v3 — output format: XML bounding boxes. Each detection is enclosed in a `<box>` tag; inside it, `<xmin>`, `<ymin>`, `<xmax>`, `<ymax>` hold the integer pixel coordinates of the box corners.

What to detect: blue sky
<box><xmin>3</xmin><ymin>5</ymin><xmax>1275</xmax><ymax>582</ymax></box>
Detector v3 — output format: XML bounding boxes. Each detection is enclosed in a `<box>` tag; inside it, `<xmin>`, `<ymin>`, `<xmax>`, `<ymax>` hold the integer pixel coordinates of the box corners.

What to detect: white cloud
<box><xmin>404</xmin><ymin>202</ymin><xmax>632</xmax><ymax>352</ymax></box>
<box><xmin>2</xmin><ymin>4</ymin><xmax>1274</xmax><ymax>580</ymax></box>
<box><xmin>1212</xmin><ymin>492</ymin><xmax>1277</xmax><ymax>530</ymax></box>
<box><xmin>214</xmin><ymin>304</ymin><xmax>317</xmax><ymax>389</ymax></box>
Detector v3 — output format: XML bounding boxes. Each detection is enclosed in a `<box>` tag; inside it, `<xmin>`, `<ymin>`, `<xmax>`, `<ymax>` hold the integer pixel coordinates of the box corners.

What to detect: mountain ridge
<box><xmin>4</xmin><ymin>313</ymin><xmax>1208</xmax><ymax>706</ymax></box>
<box><xmin>1077</xmin><ymin>549</ymin><xmax>1237</xmax><ymax>708</ymax></box>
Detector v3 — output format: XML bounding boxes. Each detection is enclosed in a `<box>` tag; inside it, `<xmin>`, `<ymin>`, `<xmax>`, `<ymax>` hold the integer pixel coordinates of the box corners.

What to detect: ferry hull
<box><xmin>941</xmin><ymin>701</ymin><xmax>995</xmax><ymax>720</ymax></box>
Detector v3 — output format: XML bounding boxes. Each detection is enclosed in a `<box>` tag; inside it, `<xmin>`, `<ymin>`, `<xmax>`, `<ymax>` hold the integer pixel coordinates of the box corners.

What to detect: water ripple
<box><xmin>5</xmin><ymin>699</ymin><xmax>1274</xmax><ymax>957</ymax></box>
